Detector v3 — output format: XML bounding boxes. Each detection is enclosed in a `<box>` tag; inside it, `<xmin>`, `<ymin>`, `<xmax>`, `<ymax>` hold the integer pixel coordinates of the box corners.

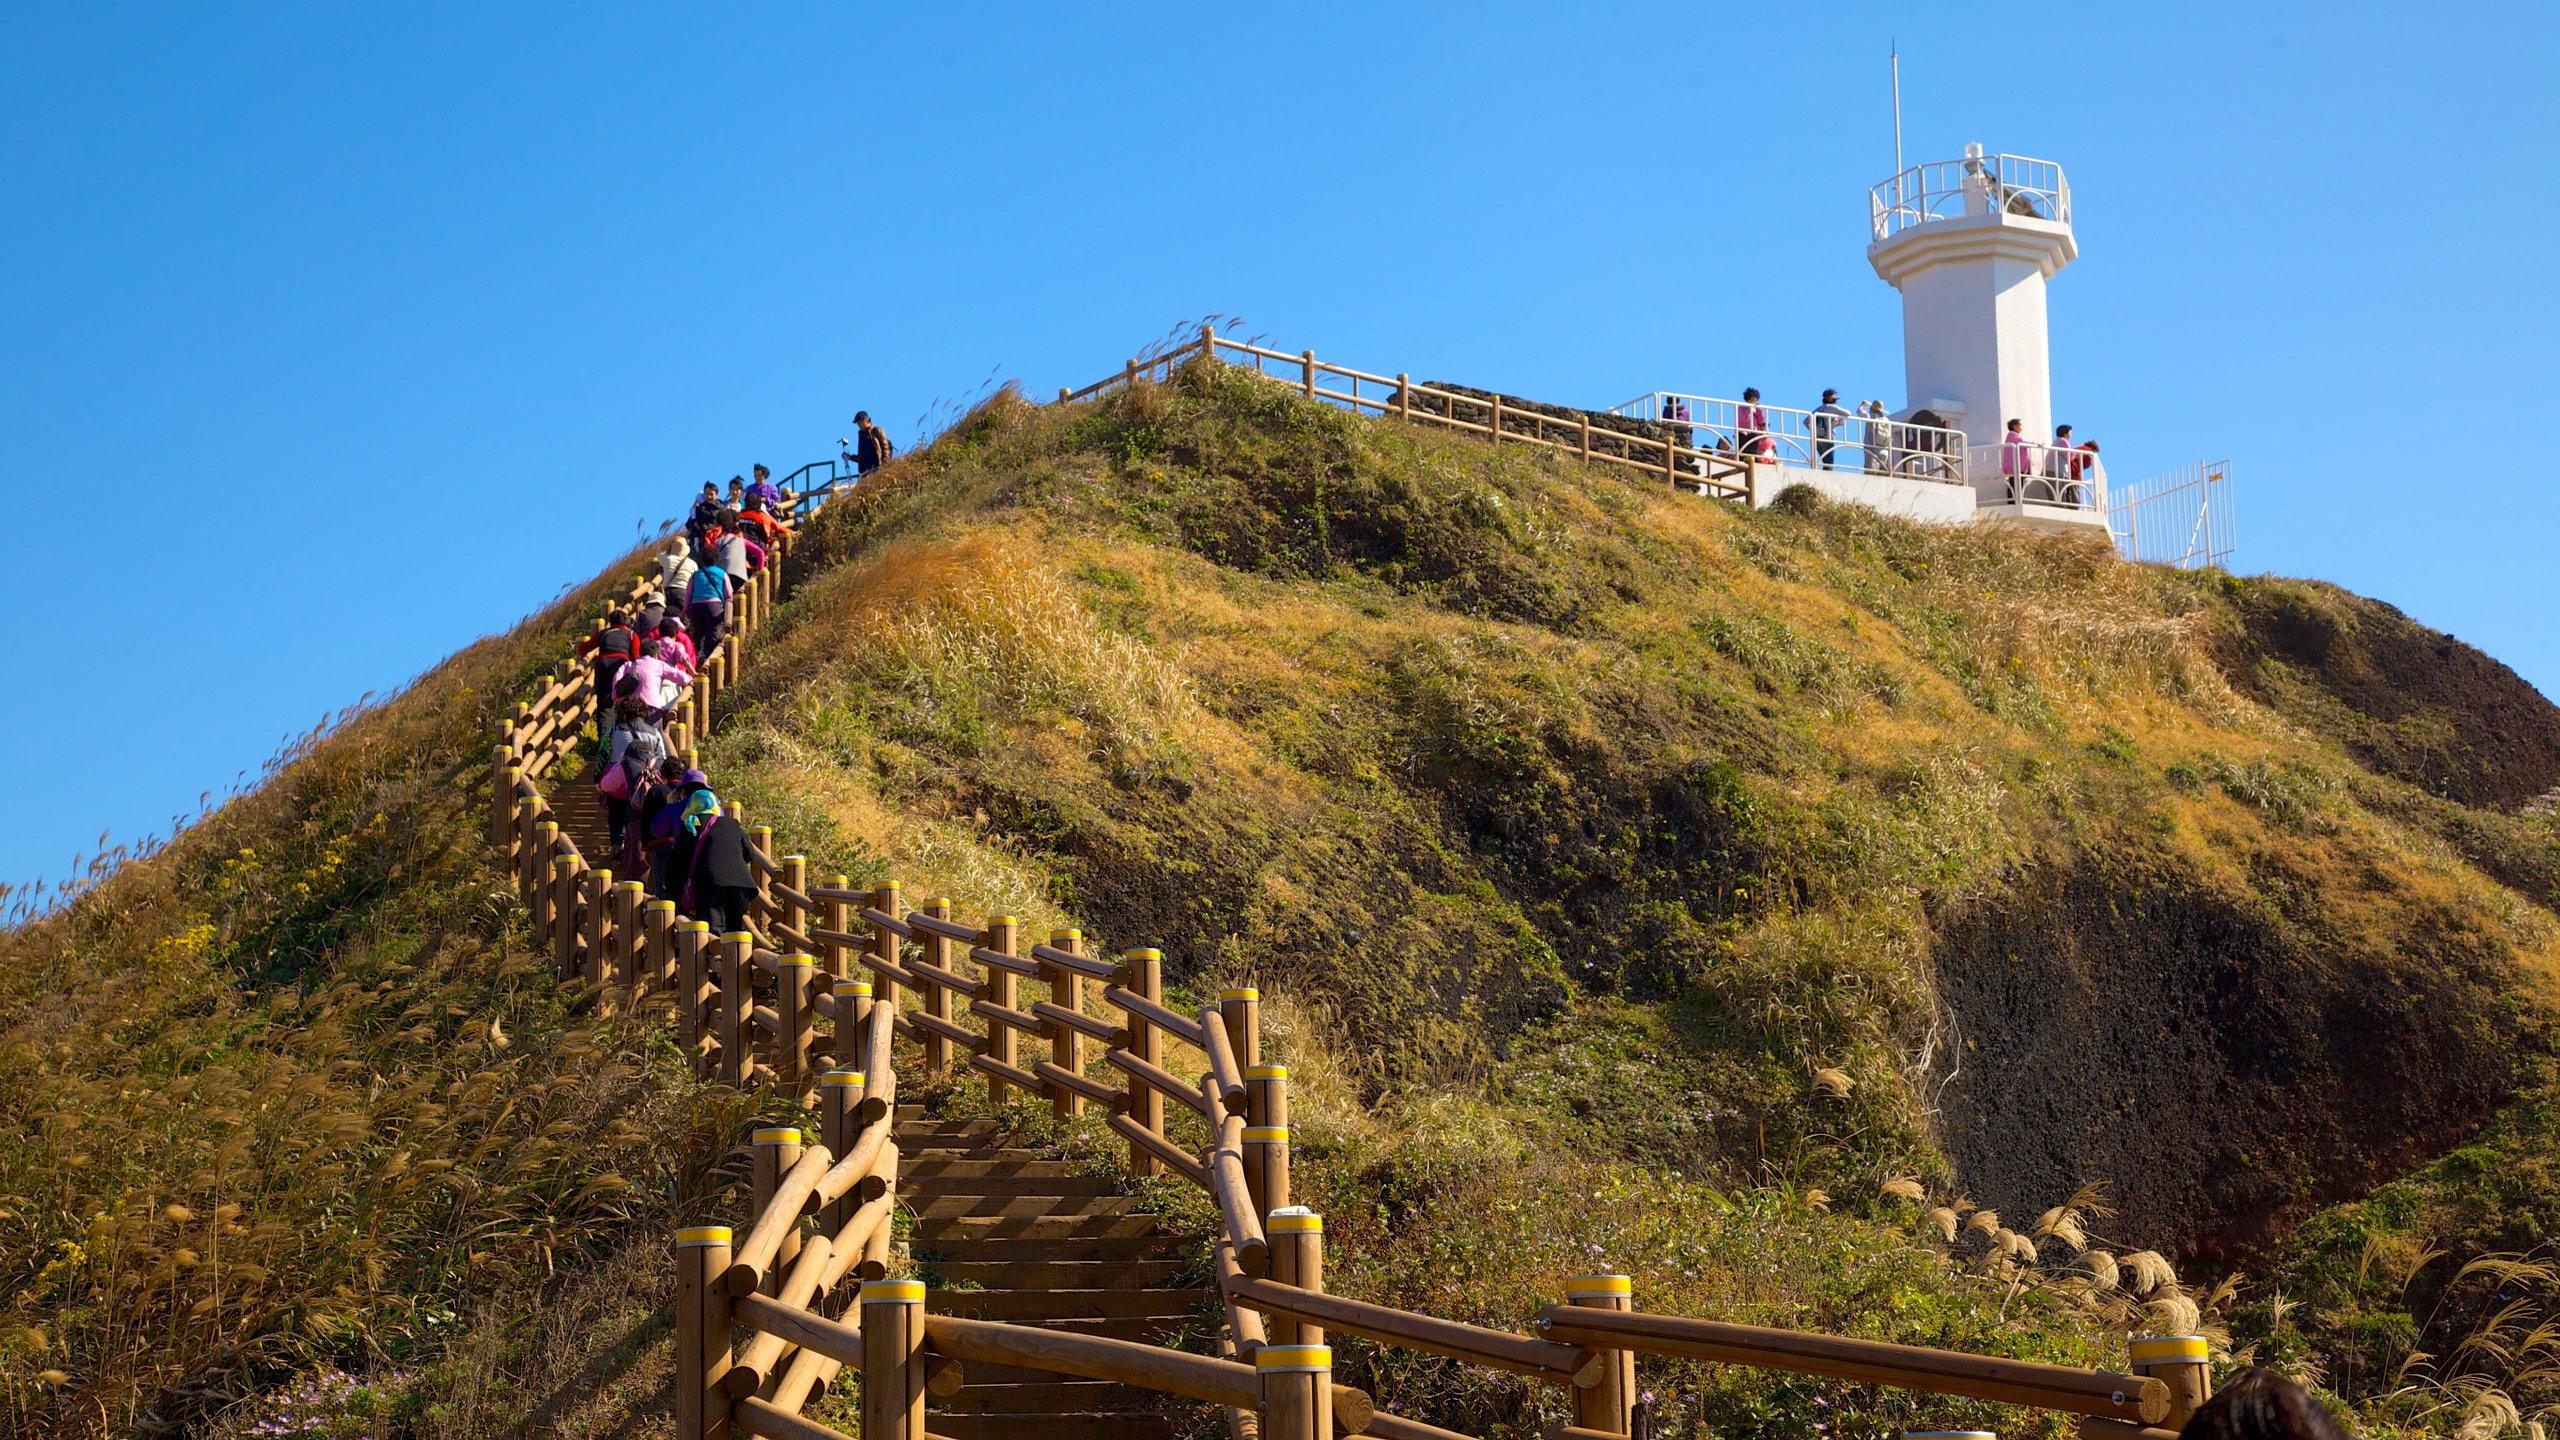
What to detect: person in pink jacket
<box><xmin>2001</xmin><ymin>418</ymin><xmax>2037</xmax><ymax>486</ymax></box>
<box><xmin>1736</xmin><ymin>388</ymin><xmax>1770</xmax><ymax>460</ymax></box>
<box><xmin>655</xmin><ymin>615</ymin><xmax>697</xmax><ymax>673</ymax></box>
<box><xmin>621</xmin><ymin>639</ymin><xmax>694</xmax><ymax>718</ymax></box>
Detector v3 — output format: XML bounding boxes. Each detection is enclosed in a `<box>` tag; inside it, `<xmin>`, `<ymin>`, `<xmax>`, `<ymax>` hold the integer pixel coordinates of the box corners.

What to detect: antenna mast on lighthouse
<box><xmin>1891</xmin><ymin>42</ymin><xmax>1904</xmax><ymax>177</ymax></box>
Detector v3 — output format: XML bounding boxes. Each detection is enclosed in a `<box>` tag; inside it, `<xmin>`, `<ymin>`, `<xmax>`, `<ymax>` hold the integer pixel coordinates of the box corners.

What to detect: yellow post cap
<box><xmin>1565</xmin><ymin>1274</ymin><xmax>1634</xmax><ymax>1299</ymax></box>
<box><xmin>819</xmin><ymin>1071</ymin><xmax>867</xmax><ymax>1088</ymax></box>
<box><xmin>1243</xmin><ymin>1126</ymin><xmax>1289</xmax><ymax>1144</ymax></box>
<box><xmin>1254</xmin><ymin>1344</ymin><xmax>1332</xmax><ymax>1372</ymax></box>
<box><xmin>835</xmin><ymin>979</ymin><xmax>873</xmax><ymax>996</ymax></box>
<box><xmin>1245</xmin><ymin>1065</ymin><xmax>1289</xmax><ymax>1080</ymax></box>
<box><xmin>1051</xmin><ymin>927</ymin><xmax>1082</xmax><ymax>942</ymax></box>
<box><xmin>778</xmin><ymin>953</ymin><xmax>814</xmax><ymax>966</ymax></box>
<box><xmin>619</xmin><ymin>880</ymin><xmax>645</xmax><ymax>892</ymax></box>
<box><xmin>751</xmin><ymin>1127</ymin><xmax>803</xmax><ymax>1146</ymax></box>
<box><xmin>1220</xmin><ymin>987</ymin><xmax>1260</xmax><ymax>1002</ymax></box>
<box><xmin>686</xmin><ymin>920</ymin><xmax>711</xmax><ymax>932</ymax></box>
<box><xmin>861</xmin><ymin>1279</ymin><xmax>926</xmax><ymax>1304</ymax></box>
<box><xmin>1123</xmin><ymin>947</ymin><xmax>1162</xmax><ymax>961</ymax></box>
<box><xmin>2129</xmin><ymin>1336</ymin><xmax>2210</xmax><ymax>1365</ymax></box>
<box><xmin>649</xmin><ymin>900</ymin><xmax>676</xmax><ymax>911</ymax></box>
<box><xmin>675</xmin><ymin>1225</ymin><xmax>733</xmax><ymax>1246</ymax></box>
<box><xmin>1267</xmin><ymin>1208</ymin><xmax>1323</xmax><ymax>1233</ymax></box>
<box><xmin>784</xmin><ymin>855</ymin><xmax>807</xmax><ymax>864</ymax></box>
<box><xmin>723</xmin><ymin>930</ymin><xmax>754</xmax><ymax>942</ymax></box>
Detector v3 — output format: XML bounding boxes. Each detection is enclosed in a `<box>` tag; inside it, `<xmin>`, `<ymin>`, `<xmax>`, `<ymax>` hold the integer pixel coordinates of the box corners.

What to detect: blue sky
<box><xmin>6</xmin><ymin>3</ymin><xmax>2555</xmax><ymax>890</ymax></box>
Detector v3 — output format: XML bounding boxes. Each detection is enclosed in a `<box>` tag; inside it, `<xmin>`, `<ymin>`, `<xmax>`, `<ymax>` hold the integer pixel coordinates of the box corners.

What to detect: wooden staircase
<box><xmin>897</xmin><ymin>1105</ymin><xmax>1209</xmax><ymax>1439</ymax></box>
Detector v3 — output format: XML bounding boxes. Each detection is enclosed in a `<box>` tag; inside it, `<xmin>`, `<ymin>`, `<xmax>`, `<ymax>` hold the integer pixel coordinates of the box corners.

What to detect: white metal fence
<box><xmin>1966</xmin><ymin>440</ymin><xmax>2108</xmax><ymax>511</ymax></box>
<box><xmin>1871</xmin><ymin>149</ymin><xmax>2070</xmax><ymax>241</ymax></box>
<box><xmin>1606</xmin><ymin>392</ymin><xmax>1970</xmax><ymax>485</ymax></box>
<box><xmin>2108</xmin><ymin>460</ymin><xmax>2235</xmax><ymax>569</ymax></box>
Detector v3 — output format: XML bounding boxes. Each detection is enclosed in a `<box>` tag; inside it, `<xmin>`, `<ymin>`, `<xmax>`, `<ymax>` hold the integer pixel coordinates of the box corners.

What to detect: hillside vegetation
<box><xmin>7</xmin><ymin>353</ymin><xmax>2559</xmax><ymax>1438</ymax></box>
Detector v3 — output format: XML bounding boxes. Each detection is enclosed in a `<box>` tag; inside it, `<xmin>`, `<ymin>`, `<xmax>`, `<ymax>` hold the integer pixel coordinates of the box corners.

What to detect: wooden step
<box><xmin>909</xmin><ymin>1234</ymin><xmax>1189</xmax><ymax>1264</ymax></box>
<box><xmin>926</xmin><ymin>1288</ymin><xmax>1211</xmax><ymax>1322</ymax></box>
<box><xmin>937</xmin><ymin>1381</ymin><xmax>1156</xmax><ymax>1414</ymax></box>
<box><xmin>925</xmin><ymin>1414</ymin><xmax>1172</xmax><ymax>1440</ymax></box>
<box><xmin>910</xmin><ymin>1214</ymin><xmax>1167</xmax><ymax>1242</ymax></box>
<box><xmin>921</xmin><ymin>1259</ymin><xmax>1192</xmax><ymax>1289</ymax></box>
<box><xmin>907</xmin><ymin>1194</ymin><xmax>1143</xmax><ymax>1221</ymax></box>
<box><xmin>901</xmin><ymin>1173</ymin><xmax>1120</xmax><ymax>1198</ymax></box>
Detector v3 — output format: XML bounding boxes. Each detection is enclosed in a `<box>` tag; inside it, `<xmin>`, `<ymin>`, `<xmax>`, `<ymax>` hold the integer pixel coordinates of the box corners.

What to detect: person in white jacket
<box><xmin>657</xmin><ymin>537</ymin><xmax>698</xmax><ymax>606</ymax></box>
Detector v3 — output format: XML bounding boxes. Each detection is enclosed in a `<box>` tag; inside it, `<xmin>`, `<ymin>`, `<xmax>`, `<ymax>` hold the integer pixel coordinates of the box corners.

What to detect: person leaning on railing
<box><xmin>1738</xmin><ymin>388</ymin><xmax>1770</xmax><ymax>461</ymax></box>
<box><xmin>1813</xmin><ymin>390</ymin><xmax>1851</xmax><ymax>470</ymax></box>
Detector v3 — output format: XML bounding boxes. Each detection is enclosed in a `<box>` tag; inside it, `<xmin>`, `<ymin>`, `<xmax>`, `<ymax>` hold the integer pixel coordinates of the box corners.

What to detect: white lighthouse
<box><xmin>1869</xmin><ymin>145</ymin><xmax>2100</xmax><ymax>527</ymax></box>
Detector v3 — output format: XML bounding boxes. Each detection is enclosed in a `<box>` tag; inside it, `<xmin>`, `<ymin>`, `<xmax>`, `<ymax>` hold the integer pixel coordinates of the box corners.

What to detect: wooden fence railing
<box><xmin>1065</xmin><ymin>325</ymin><xmax>1762</xmax><ymax>505</ymax></box>
<box><xmin>484</xmin><ymin>367</ymin><xmax>2213</xmax><ymax>1440</ymax></box>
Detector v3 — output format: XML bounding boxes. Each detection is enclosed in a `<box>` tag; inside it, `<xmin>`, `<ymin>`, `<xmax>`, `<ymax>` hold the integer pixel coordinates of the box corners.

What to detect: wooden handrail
<box><xmin>1104</xmin><ymin>1046</ymin><xmax>1211</xmax><ymax>1118</ymax></box>
<box><xmin>1027</xmin><ymin>940</ymin><xmax>1117</xmax><ymax>981</ymax></box>
<box><xmin>727</xmin><ymin>1143</ymin><xmax>836</xmax><ymax>1293</ymax></box>
<box><xmin>1531</xmin><ymin>1307</ymin><xmax>2168</xmax><ymax>1424</ymax></box>
<box><xmin>1229</xmin><ymin>1275</ymin><xmax>1601</xmax><ymax>1389</ymax></box>
<box><xmin>921</xmin><ymin>1314</ymin><xmax>1377</xmax><ymax>1434</ymax></box>
<box><xmin>1103</xmin><ymin>983</ymin><xmax>1207</xmax><ymax>1048</ymax></box>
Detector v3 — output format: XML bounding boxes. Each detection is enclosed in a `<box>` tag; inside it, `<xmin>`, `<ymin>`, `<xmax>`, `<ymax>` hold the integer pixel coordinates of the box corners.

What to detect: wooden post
<box><xmin>919</xmin><ymin>897</ymin><xmax>954</xmax><ymax>1072</ymax></box>
<box><xmin>834</xmin><ymin>980</ymin><xmax>874</xmax><ymax>1073</ymax></box>
<box><xmin>678</xmin><ymin>922</ymin><xmax>712</xmax><ymax>1077</ymax></box>
<box><xmin>583</xmin><ymin>869</ymin><xmax>615</xmax><ymax>989</ymax></box>
<box><xmin>1124</xmin><ymin>948</ymin><xmax>1164</xmax><ymax>1177</ymax></box>
<box><xmin>531</xmin><ymin>820</ymin><xmax>559</xmax><ymax>927</ymax></box>
<box><xmin>777</xmin><ymin>954</ymin><xmax>815</xmax><ymax>1087</ymax></box>
<box><xmin>1257</xmin><ymin>1344</ymin><xmax>1331</xmax><ymax>1440</ymax></box>
<box><xmin>984</xmin><ymin>916</ymin><xmax>1020</xmax><ymax>1105</ymax></box>
<box><xmin>1396</xmin><ymin>373</ymin><xmax>1411</xmax><ymax>421</ymax></box>
<box><xmin>868</xmin><ymin>881</ymin><xmax>902</xmax><ymax>1012</ymax></box>
<box><xmin>780</xmin><ymin>855</ymin><xmax>807</xmax><ymax>947</ymax></box>
<box><xmin>719</xmin><ymin>932</ymin><xmax>752</xmax><ymax>1086</ymax></box>
<box><xmin>493</xmin><ymin>753</ymin><xmax>518</xmax><ymax>850</ymax></box>
<box><xmin>553</xmin><ymin>857</ymin><xmax>581</xmax><ymax>980</ymax></box>
<box><xmin>1300</xmin><ymin>350</ymin><xmax>1316</xmax><ymax>398</ymax></box>
<box><xmin>819</xmin><ymin>1068</ymin><xmax>863</xmax><ymax>1234</ymax></box>
<box><xmin>860</xmin><ymin>1279</ymin><xmax>927</xmax><ymax>1440</ymax></box>
<box><xmin>1124</xmin><ymin>358</ymin><xmax>1139</xmax><ymax>392</ymax></box>
<box><xmin>1245</xmin><ymin>1064</ymin><xmax>1290</xmax><ymax>1215</ymax></box>
<box><xmin>1664</xmin><ymin>435</ymin><xmax>1677</xmax><ymax>487</ymax></box>
<box><xmin>1200</xmin><ymin>322</ymin><xmax>1217</xmax><ymax>361</ymax></box>
<box><xmin>615</xmin><ymin>881</ymin><xmax>645</xmax><ymax>994</ymax></box>
<box><xmin>674</xmin><ymin>1225</ymin><xmax>734</xmax><ymax>1440</ymax></box>
<box><xmin>748</xmin><ymin>828</ymin><xmax>775</xmax><ymax>919</ymax></box>
<box><xmin>822</xmin><ymin>875</ymin><xmax>852</xmax><ymax>983</ymax></box>
<box><xmin>1566</xmin><ymin>1275</ymin><xmax>1636</xmax><ymax>1435</ymax></box>
<box><xmin>1045</xmin><ymin>928</ymin><xmax>1085</xmax><ymax>1120</ymax></box>
<box><xmin>1058</xmin><ymin>386</ymin><xmax>1070</xmax><ymax>403</ymax></box>
<box><xmin>645</xmin><ymin>900</ymin><xmax>676</xmax><ymax>994</ymax></box>
<box><xmin>1220</xmin><ymin>987</ymin><xmax>1261</xmax><ymax>1067</ymax></box>
<box><xmin>1581</xmin><ymin>412</ymin><xmax>1593</xmax><ymax>462</ymax></box>
<box><xmin>1267</xmin><ymin>1209</ymin><xmax>1324</xmax><ymax>1346</ymax></box>
<box><xmin>1490</xmin><ymin>392</ymin><xmax>1503</xmax><ymax>443</ymax></box>
<box><xmin>2129</xmin><ymin>1336</ymin><xmax>2212</xmax><ymax>1430</ymax></box>
<box><xmin>751</xmin><ymin>1127</ymin><xmax>804</xmax><ymax>1295</ymax></box>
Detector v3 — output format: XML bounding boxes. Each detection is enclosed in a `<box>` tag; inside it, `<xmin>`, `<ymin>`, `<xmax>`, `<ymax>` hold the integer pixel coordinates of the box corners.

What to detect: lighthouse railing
<box><xmin>1967</xmin><ymin>442</ymin><xmax>2108</xmax><ymax>512</ymax></box>
<box><xmin>1607</xmin><ymin>392</ymin><xmax>1969</xmax><ymax>486</ymax></box>
<box><xmin>1871</xmin><ymin>153</ymin><xmax>2070</xmax><ymax>241</ymax></box>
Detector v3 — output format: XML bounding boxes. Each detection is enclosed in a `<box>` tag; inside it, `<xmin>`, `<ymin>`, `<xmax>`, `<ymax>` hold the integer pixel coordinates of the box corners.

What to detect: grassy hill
<box><xmin>7</xmin><ymin>354</ymin><xmax>2557</xmax><ymax>1438</ymax></box>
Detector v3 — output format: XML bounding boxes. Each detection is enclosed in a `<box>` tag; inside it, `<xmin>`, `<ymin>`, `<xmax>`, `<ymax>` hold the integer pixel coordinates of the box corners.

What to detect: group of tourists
<box><xmin>1658</xmin><ymin>388</ymin><xmax>2100</xmax><ymax>498</ymax></box>
<box><xmin>574</xmin><ymin>467</ymin><xmax>804</xmax><ymax>935</ymax></box>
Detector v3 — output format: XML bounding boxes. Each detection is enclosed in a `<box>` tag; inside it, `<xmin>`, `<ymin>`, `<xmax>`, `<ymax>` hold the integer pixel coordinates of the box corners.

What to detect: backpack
<box><xmin>597</xmin><ymin>625</ymin><xmax>637</xmax><ymax>662</ymax></box>
<box><xmin>689</xmin><ymin>565</ymin><xmax>728</xmax><ymax>603</ymax></box>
